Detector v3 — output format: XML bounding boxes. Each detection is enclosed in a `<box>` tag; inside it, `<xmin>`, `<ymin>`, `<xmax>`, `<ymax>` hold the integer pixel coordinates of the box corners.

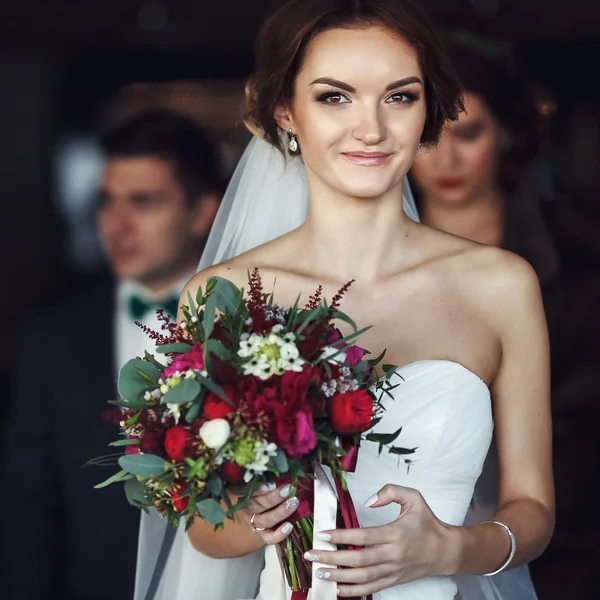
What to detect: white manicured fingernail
<box><xmin>315</xmin><ymin>531</ymin><xmax>331</xmax><ymax>542</ymax></box>
<box><xmin>304</xmin><ymin>551</ymin><xmax>318</xmax><ymax>561</ymax></box>
<box><xmin>282</xmin><ymin>522</ymin><xmax>293</xmax><ymax>534</ymax></box>
<box><xmin>280</xmin><ymin>484</ymin><xmax>292</xmax><ymax>497</ymax></box>
<box><xmin>285</xmin><ymin>496</ymin><xmax>299</xmax><ymax>510</ymax></box>
<box><xmin>259</xmin><ymin>483</ymin><xmax>276</xmax><ymax>492</ymax></box>
<box><xmin>316</xmin><ymin>570</ymin><xmax>331</xmax><ymax>580</ymax></box>
<box><xmin>364</xmin><ymin>494</ymin><xmax>378</xmax><ymax>508</ymax></box>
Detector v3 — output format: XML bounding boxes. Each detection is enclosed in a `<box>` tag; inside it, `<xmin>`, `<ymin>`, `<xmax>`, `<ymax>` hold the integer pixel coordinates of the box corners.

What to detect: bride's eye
<box><xmin>386</xmin><ymin>91</ymin><xmax>419</xmax><ymax>104</ymax></box>
<box><xmin>316</xmin><ymin>91</ymin><xmax>350</xmax><ymax>105</ymax></box>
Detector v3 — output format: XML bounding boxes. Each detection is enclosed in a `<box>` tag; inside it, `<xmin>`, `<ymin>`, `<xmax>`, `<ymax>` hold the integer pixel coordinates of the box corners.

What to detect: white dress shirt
<box><xmin>114</xmin><ymin>275</ymin><xmax>192</xmax><ymax>376</ymax></box>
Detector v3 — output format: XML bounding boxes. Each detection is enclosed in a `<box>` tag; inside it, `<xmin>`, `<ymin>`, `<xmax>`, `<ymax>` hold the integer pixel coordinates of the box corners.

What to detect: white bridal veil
<box><xmin>135</xmin><ymin>135</ymin><xmax>538</xmax><ymax>600</ymax></box>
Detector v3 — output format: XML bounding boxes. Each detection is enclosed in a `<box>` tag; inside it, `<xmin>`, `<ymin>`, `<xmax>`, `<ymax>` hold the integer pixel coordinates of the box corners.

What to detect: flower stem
<box><xmin>286</xmin><ymin>536</ymin><xmax>298</xmax><ymax>591</ymax></box>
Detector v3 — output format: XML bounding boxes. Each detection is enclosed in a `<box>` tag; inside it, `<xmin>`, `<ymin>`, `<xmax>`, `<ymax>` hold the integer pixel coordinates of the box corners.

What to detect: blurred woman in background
<box><xmin>409</xmin><ymin>38</ymin><xmax>560</xmax><ymax>286</ymax></box>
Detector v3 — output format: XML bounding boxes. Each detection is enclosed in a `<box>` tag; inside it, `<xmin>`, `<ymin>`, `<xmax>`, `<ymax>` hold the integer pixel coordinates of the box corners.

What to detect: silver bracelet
<box><xmin>481</xmin><ymin>520</ymin><xmax>517</xmax><ymax>576</ymax></box>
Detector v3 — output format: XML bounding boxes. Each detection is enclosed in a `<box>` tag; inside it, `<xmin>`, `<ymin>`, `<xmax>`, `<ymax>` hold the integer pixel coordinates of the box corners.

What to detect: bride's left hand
<box><xmin>304</xmin><ymin>484</ymin><xmax>457</xmax><ymax>598</ymax></box>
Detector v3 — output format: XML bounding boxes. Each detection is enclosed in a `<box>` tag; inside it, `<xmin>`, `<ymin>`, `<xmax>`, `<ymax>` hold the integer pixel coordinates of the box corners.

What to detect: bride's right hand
<box><xmin>240</xmin><ymin>483</ymin><xmax>300</xmax><ymax>545</ymax></box>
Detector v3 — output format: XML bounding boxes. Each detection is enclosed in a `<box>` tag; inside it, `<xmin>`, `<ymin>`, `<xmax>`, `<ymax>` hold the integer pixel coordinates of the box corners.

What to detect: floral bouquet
<box><xmin>91</xmin><ymin>269</ymin><xmax>413</xmax><ymax>596</ymax></box>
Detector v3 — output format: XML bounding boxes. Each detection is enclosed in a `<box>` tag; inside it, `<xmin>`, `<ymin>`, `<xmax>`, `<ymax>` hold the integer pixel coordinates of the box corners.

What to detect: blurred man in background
<box><xmin>2</xmin><ymin>110</ymin><xmax>221</xmax><ymax>600</ymax></box>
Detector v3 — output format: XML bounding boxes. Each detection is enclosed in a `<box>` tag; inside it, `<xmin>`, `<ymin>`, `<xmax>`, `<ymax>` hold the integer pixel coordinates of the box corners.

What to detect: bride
<box><xmin>147</xmin><ymin>0</ymin><xmax>554</xmax><ymax>598</ymax></box>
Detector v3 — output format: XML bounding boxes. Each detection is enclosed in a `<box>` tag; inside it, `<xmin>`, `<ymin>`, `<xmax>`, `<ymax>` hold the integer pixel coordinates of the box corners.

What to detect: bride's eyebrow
<box><xmin>308</xmin><ymin>76</ymin><xmax>423</xmax><ymax>92</ymax></box>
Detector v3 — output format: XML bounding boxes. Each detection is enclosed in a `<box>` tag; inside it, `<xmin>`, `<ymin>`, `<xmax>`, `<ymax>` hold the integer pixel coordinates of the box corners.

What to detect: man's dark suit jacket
<box><xmin>2</xmin><ymin>277</ymin><xmax>140</xmax><ymax>600</ymax></box>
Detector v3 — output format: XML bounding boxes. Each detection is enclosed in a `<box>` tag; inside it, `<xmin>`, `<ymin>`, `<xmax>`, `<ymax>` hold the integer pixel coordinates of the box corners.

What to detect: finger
<box><xmin>337</xmin><ymin>575</ymin><xmax>400</xmax><ymax>598</ymax></box>
<box><xmin>316</xmin><ymin>524</ymin><xmax>394</xmax><ymax>547</ymax></box>
<box><xmin>262</xmin><ymin>521</ymin><xmax>295</xmax><ymax>546</ymax></box>
<box><xmin>365</xmin><ymin>484</ymin><xmax>422</xmax><ymax>510</ymax></box>
<box><xmin>246</xmin><ymin>494</ymin><xmax>300</xmax><ymax>532</ymax></box>
<box><xmin>315</xmin><ymin>563</ymin><xmax>390</xmax><ymax>585</ymax></box>
<box><xmin>244</xmin><ymin>483</ymin><xmax>295</xmax><ymax>515</ymax></box>
<box><xmin>304</xmin><ymin>546</ymin><xmax>385</xmax><ymax>568</ymax></box>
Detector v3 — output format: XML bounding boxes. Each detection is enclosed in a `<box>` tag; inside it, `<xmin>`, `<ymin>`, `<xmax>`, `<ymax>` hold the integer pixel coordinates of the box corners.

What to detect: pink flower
<box><xmin>345</xmin><ymin>345</ymin><xmax>365</xmax><ymax>366</ymax></box>
<box><xmin>163</xmin><ymin>343</ymin><xmax>204</xmax><ymax>378</ymax></box>
<box><xmin>275</xmin><ymin>408</ymin><xmax>317</xmax><ymax>460</ymax></box>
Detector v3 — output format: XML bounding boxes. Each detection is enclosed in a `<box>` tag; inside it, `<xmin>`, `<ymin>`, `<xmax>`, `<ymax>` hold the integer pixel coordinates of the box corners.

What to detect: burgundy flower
<box><xmin>274</xmin><ymin>407</ymin><xmax>317</xmax><ymax>460</ymax></box>
<box><xmin>345</xmin><ymin>345</ymin><xmax>365</xmax><ymax>367</ymax></box>
<box><xmin>168</xmin><ymin>482</ymin><xmax>190</xmax><ymax>511</ymax></box>
<box><xmin>139</xmin><ymin>430</ymin><xmax>165</xmax><ymax>454</ymax></box>
<box><xmin>221</xmin><ymin>461</ymin><xmax>245</xmax><ymax>484</ymax></box>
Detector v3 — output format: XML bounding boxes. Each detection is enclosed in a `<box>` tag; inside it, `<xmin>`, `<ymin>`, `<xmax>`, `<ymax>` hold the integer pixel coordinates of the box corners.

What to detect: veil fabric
<box><xmin>135</xmin><ymin>135</ymin><xmax>537</xmax><ymax>600</ymax></box>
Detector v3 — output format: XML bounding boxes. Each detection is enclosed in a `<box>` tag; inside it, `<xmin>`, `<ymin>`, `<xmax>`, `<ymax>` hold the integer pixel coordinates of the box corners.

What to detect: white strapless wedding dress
<box><xmin>255</xmin><ymin>360</ymin><xmax>494</xmax><ymax>600</ymax></box>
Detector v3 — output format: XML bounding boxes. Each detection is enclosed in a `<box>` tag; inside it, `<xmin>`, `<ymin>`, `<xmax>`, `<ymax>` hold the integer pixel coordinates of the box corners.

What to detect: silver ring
<box><xmin>250</xmin><ymin>513</ymin><xmax>266</xmax><ymax>533</ymax></box>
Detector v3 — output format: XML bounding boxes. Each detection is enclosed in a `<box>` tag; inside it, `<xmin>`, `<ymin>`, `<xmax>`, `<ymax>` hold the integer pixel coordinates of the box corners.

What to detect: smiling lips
<box><xmin>341</xmin><ymin>151</ymin><xmax>392</xmax><ymax>166</ymax></box>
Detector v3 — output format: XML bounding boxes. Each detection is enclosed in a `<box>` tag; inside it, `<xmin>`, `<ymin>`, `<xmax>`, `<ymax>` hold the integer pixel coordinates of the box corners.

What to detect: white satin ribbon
<box><xmin>312</xmin><ymin>464</ymin><xmax>338</xmax><ymax>599</ymax></box>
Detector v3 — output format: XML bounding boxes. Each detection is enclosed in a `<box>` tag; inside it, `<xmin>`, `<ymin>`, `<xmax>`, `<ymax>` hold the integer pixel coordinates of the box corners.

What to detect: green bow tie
<box><xmin>128</xmin><ymin>295</ymin><xmax>179</xmax><ymax>321</ymax></box>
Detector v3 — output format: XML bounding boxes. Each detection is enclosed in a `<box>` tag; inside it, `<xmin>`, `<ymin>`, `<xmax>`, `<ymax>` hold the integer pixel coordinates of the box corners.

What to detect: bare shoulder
<box><xmin>450</xmin><ymin>242</ymin><xmax>543</xmax><ymax>326</ymax></box>
<box><xmin>180</xmin><ymin>235</ymin><xmax>295</xmax><ymax>303</ymax></box>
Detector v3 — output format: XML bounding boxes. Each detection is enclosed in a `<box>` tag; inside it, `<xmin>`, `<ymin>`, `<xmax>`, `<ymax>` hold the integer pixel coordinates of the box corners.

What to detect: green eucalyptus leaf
<box><xmin>196</xmin><ymin>498</ymin><xmax>226</xmax><ymax>525</ymax></box>
<box><xmin>330</xmin><ymin>310</ymin><xmax>358</xmax><ymax>331</ymax></box>
<box><xmin>184</xmin><ymin>397</ymin><xmax>203</xmax><ymax>423</ymax></box>
<box><xmin>109</xmin><ymin>438</ymin><xmax>140</xmax><ymax>447</ymax></box>
<box><xmin>195</xmin><ymin>284</ymin><xmax>204</xmax><ymax>306</ymax></box>
<box><xmin>94</xmin><ymin>469</ymin><xmax>133</xmax><ymax>489</ymax></box>
<box><xmin>203</xmin><ymin>293</ymin><xmax>217</xmax><ymax>340</ymax></box>
<box><xmin>162</xmin><ymin>379</ymin><xmax>201</xmax><ymax>404</ymax></box>
<box><xmin>195</xmin><ymin>372</ymin><xmax>231</xmax><ymax>405</ymax></box>
<box><xmin>271</xmin><ymin>449</ymin><xmax>289</xmax><ymax>475</ymax></box>
<box><xmin>144</xmin><ymin>351</ymin><xmax>167</xmax><ymax>371</ymax></box>
<box><xmin>205</xmin><ymin>339</ymin><xmax>229</xmax><ymax>359</ymax></box>
<box><xmin>124</xmin><ymin>477</ymin><xmax>147</xmax><ymax>506</ymax></box>
<box><xmin>117</xmin><ymin>359</ymin><xmax>161</xmax><ymax>402</ymax></box>
<box><xmin>156</xmin><ymin>342</ymin><xmax>193</xmax><ymax>354</ymax></box>
<box><xmin>211</xmin><ymin>277</ymin><xmax>241</xmax><ymax>315</ymax></box>
<box><xmin>206</xmin><ymin>475</ymin><xmax>223</xmax><ymax>497</ymax></box>
<box><xmin>118</xmin><ymin>454</ymin><xmax>171</xmax><ymax>478</ymax></box>
<box><xmin>187</xmin><ymin>291</ymin><xmax>199</xmax><ymax>321</ymax></box>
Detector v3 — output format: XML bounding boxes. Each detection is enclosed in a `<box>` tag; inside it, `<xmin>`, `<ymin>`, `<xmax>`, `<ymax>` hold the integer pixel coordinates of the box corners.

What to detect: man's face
<box><xmin>98</xmin><ymin>156</ymin><xmax>215</xmax><ymax>289</ymax></box>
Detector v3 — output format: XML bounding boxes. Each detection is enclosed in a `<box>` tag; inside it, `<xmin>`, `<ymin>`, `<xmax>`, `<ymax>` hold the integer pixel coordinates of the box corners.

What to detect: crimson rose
<box><xmin>203</xmin><ymin>388</ymin><xmax>235</xmax><ymax>420</ymax></box>
<box><xmin>221</xmin><ymin>461</ymin><xmax>245</xmax><ymax>484</ymax></box>
<box><xmin>164</xmin><ymin>425</ymin><xmax>190</xmax><ymax>461</ymax></box>
<box><xmin>329</xmin><ymin>389</ymin><xmax>373</xmax><ymax>435</ymax></box>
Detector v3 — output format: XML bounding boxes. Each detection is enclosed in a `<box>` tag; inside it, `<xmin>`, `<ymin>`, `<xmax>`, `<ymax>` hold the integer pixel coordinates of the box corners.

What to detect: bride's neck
<box><xmin>298</xmin><ymin>180</ymin><xmax>411</xmax><ymax>283</ymax></box>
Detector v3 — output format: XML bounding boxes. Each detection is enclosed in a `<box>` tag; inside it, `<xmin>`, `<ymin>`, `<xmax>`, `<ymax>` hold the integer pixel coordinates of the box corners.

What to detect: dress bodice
<box><xmin>256</xmin><ymin>360</ymin><xmax>494</xmax><ymax>600</ymax></box>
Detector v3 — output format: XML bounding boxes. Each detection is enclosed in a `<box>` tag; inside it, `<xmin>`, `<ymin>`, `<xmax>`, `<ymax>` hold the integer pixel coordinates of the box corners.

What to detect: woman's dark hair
<box><xmin>100</xmin><ymin>110</ymin><xmax>223</xmax><ymax>203</ymax></box>
<box><xmin>442</xmin><ymin>39</ymin><xmax>541</xmax><ymax>192</ymax></box>
<box><xmin>245</xmin><ymin>0</ymin><xmax>464</xmax><ymax>153</ymax></box>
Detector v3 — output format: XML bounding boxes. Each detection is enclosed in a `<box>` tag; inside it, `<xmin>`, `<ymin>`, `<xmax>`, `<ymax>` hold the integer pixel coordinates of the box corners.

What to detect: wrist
<box><xmin>436</xmin><ymin>523</ymin><xmax>466</xmax><ymax>576</ymax></box>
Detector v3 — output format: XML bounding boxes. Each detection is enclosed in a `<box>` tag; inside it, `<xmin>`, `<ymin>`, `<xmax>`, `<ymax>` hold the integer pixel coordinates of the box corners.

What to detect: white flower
<box><xmin>279</xmin><ymin>343</ymin><xmax>299</xmax><ymax>361</ymax></box>
<box><xmin>160</xmin><ymin>384</ymin><xmax>170</xmax><ymax>395</ymax></box>
<box><xmin>244</xmin><ymin>441</ymin><xmax>279</xmax><ymax>481</ymax></box>
<box><xmin>191</xmin><ymin>316</ymin><xmax>198</xmax><ymax>323</ymax></box>
<box><xmin>165</xmin><ymin>403</ymin><xmax>182</xmax><ymax>424</ymax></box>
<box><xmin>180</xmin><ymin>321</ymin><xmax>187</xmax><ymax>329</ymax></box>
<box><xmin>184</xmin><ymin>370</ymin><xmax>196</xmax><ymax>379</ymax></box>
<box><xmin>151</xmin><ymin>388</ymin><xmax>162</xmax><ymax>400</ymax></box>
<box><xmin>199</xmin><ymin>418</ymin><xmax>231</xmax><ymax>450</ymax></box>
<box><xmin>271</xmin><ymin>324</ymin><xmax>284</xmax><ymax>333</ymax></box>
<box><xmin>144</xmin><ymin>391</ymin><xmax>152</xmax><ymax>401</ymax></box>
<box><xmin>320</xmin><ymin>346</ymin><xmax>346</xmax><ymax>364</ymax></box>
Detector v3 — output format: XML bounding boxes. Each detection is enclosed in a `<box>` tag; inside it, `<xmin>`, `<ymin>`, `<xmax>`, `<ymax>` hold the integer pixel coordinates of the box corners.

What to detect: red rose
<box><xmin>164</xmin><ymin>426</ymin><xmax>190</xmax><ymax>461</ymax></box>
<box><xmin>169</xmin><ymin>482</ymin><xmax>190</xmax><ymax>511</ymax></box>
<box><xmin>203</xmin><ymin>389</ymin><xmax>235</xmax><ymax>420</ymax></box>
<box><xmin>221</xmin><ymin>460</ymin><xmax>245</xmax><ymax>484</ymax></box>
<box><xmin>163</xmin><ymin>343</ymin><xmax>204</xmax><ymax>378</ymax></box>
<box><xmin>329</xmin><ymin>390</ymin><xmax>373</xmax><ymax>435</ymax></box>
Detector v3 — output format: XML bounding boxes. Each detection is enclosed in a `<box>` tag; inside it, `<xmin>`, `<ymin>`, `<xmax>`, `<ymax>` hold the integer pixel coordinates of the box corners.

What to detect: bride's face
<box><xmin>287</xmin><ymin>26</ymin><xmax>426</xmax><ymax>200</ymax></box>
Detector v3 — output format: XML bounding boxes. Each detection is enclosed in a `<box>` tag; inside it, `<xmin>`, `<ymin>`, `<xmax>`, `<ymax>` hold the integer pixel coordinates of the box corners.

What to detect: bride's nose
<box><xmin>351</xmin><ymin>104</ymin><xmax>386</xmax><ymax>145</ymax></box>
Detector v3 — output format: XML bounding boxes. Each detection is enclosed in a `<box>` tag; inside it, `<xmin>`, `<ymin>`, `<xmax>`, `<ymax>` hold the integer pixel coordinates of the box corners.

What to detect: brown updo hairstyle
<box><xmin>245</xmin><ymin>0</ymin><xmax>464</xmax><ymax>154</ymax></box>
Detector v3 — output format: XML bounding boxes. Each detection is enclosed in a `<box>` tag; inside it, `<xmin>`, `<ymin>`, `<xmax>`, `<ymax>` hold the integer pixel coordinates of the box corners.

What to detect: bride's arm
<box><xmin>448</xmin><ymin>252</ymin><xmax>555</xmax><ymax>574</ymax></box>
